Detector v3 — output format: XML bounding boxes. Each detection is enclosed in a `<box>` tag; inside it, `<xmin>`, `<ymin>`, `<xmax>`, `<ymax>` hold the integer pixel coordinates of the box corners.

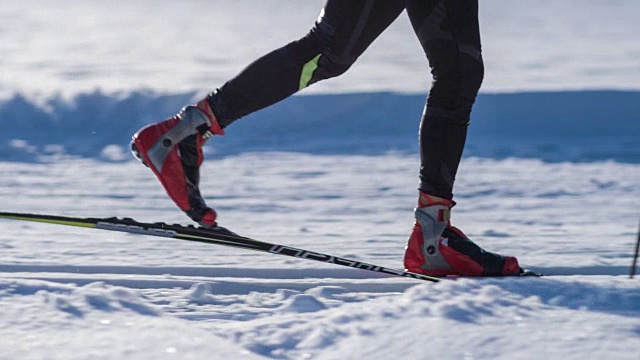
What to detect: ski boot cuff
<box><xmin>418</xmin><ymin>191</ymin><xmax>455</xmax><ymax>208</ymax></box>
<box><xmin>196</xmin><ymin>99</ymin><xmax>225</xmax><ymax>137</ymax></box>
<box><xmin>418</xmin><ymin>191</ymin><xmax>455</xmax><ymax>222</ymax></box>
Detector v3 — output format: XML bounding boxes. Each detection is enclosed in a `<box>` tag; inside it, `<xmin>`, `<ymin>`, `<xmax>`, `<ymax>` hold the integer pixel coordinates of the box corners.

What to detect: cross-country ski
<box><xmin>0</xmin><ymin>212</ymin><xmax>441</xmax><ymax>282</ymax></box>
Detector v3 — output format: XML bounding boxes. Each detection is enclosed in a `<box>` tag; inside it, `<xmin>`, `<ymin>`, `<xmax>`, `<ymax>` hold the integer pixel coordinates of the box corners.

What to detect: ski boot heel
<box><xmin>130</xmin><ymin>141</ymin><xmax>148</xmax><ymax>168</ymax></box>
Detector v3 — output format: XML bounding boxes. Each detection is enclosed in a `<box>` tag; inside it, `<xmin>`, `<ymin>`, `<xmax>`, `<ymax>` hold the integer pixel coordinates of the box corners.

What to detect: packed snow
<box><xmin>1</xmin><ymin>1</ymin><xmax>639</xmax><ymax>359</ymax></box>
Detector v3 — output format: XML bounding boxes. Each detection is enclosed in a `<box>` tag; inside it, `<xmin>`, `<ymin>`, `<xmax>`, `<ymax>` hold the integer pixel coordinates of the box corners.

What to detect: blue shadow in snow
<box><xmin>0</xmin><ymin>90</ymin><xmax>638</xmax><ymax>163</ymax></box>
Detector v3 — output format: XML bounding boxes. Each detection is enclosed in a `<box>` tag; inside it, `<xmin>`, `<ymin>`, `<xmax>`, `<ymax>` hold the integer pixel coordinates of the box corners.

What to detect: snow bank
<box><xmin>1</xmin><ymin>90</ymin><xmax>639</xmax><ymax>163</ymax></box>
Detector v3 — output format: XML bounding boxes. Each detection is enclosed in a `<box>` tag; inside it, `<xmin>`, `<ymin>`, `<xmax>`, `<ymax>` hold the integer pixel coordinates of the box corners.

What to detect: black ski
<box><xmin>0</xmin><ymin>211</ymin><xmax>440</xmax><ymax>282</ymax></box>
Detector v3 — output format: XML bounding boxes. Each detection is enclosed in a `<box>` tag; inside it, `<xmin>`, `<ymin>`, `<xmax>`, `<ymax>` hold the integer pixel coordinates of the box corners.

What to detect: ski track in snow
<box><xmin>1</xmin><ymin>156</ymin><xmax>639</xmax><ymax>359</ymax></box>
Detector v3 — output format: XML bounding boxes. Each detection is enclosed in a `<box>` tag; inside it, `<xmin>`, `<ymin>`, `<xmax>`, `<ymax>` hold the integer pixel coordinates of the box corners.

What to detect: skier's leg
<box><xmin>407</xmin><ymin>0</ymin><xmax>484</xmax><ymax>200</ymax></box>
<box><xmin>403</xmin><ymin>0</ymin><xmax>520</xmax><ymax>276</ymax></box>
<box><xmin>131</xmin><ymin>0</ymin><xmax>405</xmax><ymax>227</ymax></box>
<box><xmin>208</xmin><ymin>0</ymin><xmax>406</xmax><ymax>127</ymax></box>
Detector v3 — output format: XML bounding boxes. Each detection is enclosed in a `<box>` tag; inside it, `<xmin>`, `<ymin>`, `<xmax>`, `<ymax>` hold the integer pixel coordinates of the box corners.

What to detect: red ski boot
<box><xmin>131</xmin><ymin>99</ymin><xmax>224</xmax><ymax>228</ymax></box>
<box><xmin>404</xmin><ymin>192</ymin><xmax>521</xmax><ymax>277</ymax></box>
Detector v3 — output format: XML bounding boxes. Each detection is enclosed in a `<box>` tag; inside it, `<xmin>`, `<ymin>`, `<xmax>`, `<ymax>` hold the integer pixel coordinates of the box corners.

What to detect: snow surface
<box><xmin>1</xmin><ymin>1</ymin><xmax>639</xmax><ymax>359</ymax></box>
<box><xmin>1</xmin><ymin>157</ymin><xmax>639</xmax><ymax>359</ymax></box>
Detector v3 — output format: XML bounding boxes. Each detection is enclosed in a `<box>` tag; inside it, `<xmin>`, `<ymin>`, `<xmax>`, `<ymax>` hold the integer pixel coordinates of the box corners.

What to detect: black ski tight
<box><xmin>207</xmin><ymin>0</ymin><xmax>484</xmax><ymax>200</ymax></box>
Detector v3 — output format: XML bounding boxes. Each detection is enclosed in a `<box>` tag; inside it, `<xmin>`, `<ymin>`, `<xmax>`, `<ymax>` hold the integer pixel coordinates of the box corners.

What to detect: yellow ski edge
<box><xmin>0</xmin><ymin>214</ymin><xmax>96</xmax><ymax>229</ymax></box>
